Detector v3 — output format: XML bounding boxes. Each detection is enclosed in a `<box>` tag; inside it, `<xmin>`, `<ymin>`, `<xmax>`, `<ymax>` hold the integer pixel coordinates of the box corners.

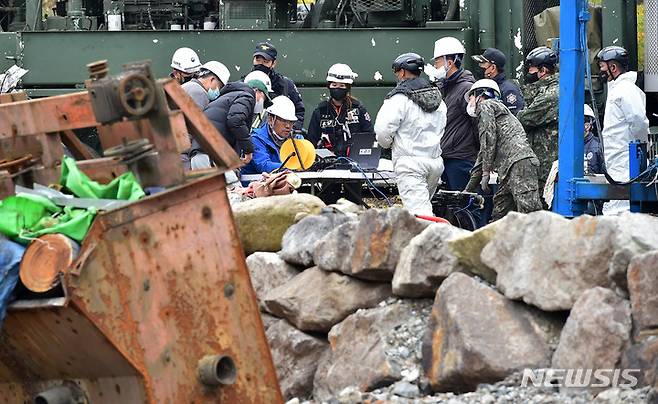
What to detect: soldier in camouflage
<box><xmin>516</xmin><ymin>46</ymin><xmax>559</xmax><ymax>198</ymax></box>
<box><xmin>465</xmin><ymin>79</ymin><xmax>542</xmax><ymax>221</ymax></box>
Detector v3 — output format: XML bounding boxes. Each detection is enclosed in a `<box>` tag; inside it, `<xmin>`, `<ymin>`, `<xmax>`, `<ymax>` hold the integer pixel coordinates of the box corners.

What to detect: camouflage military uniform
<box><xmin>466</xmin><ymin>99</ymin><xmax>543</xmax><ymax>221</ymax></box>
<box><xmin>517</xmin><ymin>73</ymin><xmax>559</xmax><ymax>194</ymax></box>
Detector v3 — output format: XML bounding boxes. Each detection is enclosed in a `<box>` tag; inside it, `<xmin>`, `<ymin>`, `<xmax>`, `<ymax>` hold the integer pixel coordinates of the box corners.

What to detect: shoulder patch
<box><xmin>364</xmin><ymin>111</ymin><xmax>371</xmax><ymax>122</ymax></box>
<box><xmin>506</xmin><ymin>93</ymin><xmax>517</xmax><ymax>105</ymax></box>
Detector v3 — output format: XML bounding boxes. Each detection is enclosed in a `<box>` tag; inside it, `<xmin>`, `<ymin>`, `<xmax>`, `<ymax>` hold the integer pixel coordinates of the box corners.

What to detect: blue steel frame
<box><xmin>554</xmin><ymin>0</ymin><xmax>657</xmax><ymax>217</ymax></box>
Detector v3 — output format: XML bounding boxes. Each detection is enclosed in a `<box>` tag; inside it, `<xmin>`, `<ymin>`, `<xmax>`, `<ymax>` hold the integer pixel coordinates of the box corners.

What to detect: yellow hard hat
<box><xmin>279</xmin><ymin>138</ymin><xmax>316</xmax><ymax>170</ymax></box>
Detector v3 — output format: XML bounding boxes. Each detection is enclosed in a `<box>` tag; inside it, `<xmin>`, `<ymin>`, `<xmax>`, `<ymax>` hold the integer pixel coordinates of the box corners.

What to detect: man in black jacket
<box><xmin>472</xmin><ymin>48</ymin><xmax>525</xmax><ymax>115</ymax></box>
<box><xmin>430</xmin><ymin>36</ymin><xmax>478</xmax><ymax>192</ymax></box>
<box><xmin>189</xmin><ymin>80</ymin><xmax>269</xmax><ymax>170</ymax></box>
<box><xmin>251</xmin><ymin>42</ymin><xmax>305</xmax><ymax>131</ymax></box>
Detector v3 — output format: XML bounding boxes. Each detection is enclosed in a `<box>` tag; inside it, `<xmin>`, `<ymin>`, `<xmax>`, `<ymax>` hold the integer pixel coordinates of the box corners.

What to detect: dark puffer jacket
<box><xmin>191</xmin><ymin>82</ymin><xmax>256</xmax><ymax>156</ymax></box>
<box><xmin>438</xmin><ymin>69</ymin><xmax>478</xmax><ymax>161</ymax></box>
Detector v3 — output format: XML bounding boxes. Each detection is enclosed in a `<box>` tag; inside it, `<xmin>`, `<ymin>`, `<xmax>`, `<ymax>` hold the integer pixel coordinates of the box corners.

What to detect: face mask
<box><xmin>599</xmin><ymin>70</ymin><xmax>610</xmax><ymax>82</ymax></box>
<box><xmin>207</xmin><ymin>87</ymin><xmax>220</xmax><ymax>101</ymax></box>
<box><xmin>481</xmin><ymin>65</ymin><xmax>494</xmax><ymax>79</ymax></box>
<box><xmin>466</xmin><ymin>98</ymin><xmax>478</xmax><ymax>117</ymax></box>
<box><xmin>525</xmin><ymin>71</ymin><xmax>539</xmax><ymax>84</ymax></box>
<box><xmin>253</xmin><ymin>64</ymin><xmax>272</xmax><ymax>76</ymax></box>
<box><xmin>330</xmin><ymin>87</ymin><xmax>349</xmax><ymax>102</ymax></box>
<box><xmin>254</xmin><ymin>98</ymin><xmax>265</xmax><ymax>113</ymax></box>
<box><xmin>435</xmin><ymin>65</ymin><xmax>448</xmax><ymax>81</ymax></box>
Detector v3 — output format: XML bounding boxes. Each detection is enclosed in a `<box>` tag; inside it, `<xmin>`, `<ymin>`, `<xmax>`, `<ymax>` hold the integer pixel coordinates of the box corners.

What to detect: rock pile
<box><xmin>234</xmin><ymin>197</ymin><xmax>658</xmax><ymax>403</ymax></box>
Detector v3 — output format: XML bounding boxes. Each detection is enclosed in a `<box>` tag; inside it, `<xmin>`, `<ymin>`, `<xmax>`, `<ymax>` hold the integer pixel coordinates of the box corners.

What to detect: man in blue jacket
<box><xmin>242</xmin><ymin>96</ymin><xmax>298</xmax><ymax>175</ymax></box>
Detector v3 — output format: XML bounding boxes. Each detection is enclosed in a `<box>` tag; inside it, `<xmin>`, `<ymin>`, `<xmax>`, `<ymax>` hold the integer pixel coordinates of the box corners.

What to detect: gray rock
<box><xmin>233</xmin><ymin>194</ymin><xmax>326</xmax><ymax>254</ymax></box>
<box><xmin>280</xmin><ymin>212</ymin><xmax>354</xmax><ymax>267</ymax></box>
<box><xmin>314</xmin><ymin>221</ymin><xmax>358</xmax><ymax>274</ymax></box>
<box><xmin>447</xmin><ymin>212</ymin><xmax>526</xmax><ymax>284</ymax></box>
<box><xmin>621</xmin><ymin>334</ymin><xmax>658</xmax><ymax>388</ymax></box>
<box><xmin>266</xmin><ymin>318</ymin><xmax>329</xmax><ymax>400</ymax></box>
<box><xmin>627</xmin><ymin>251</ymin><xmax>658</xmax><ymax>331</ymax></box>
<box><xmin>260</xmin><ymin>312</ymin><xmax>279</xmax><ymax>331</ymax></box>
<box><xmin>593</xmin><ymin>386</ymin><xmax>653</xmax><ymax>403</ymax></box>
<box><xmin>262</xmin><ymin>267</ymin><xmax>391</xmax><ymax>332</ymax></box>
<box><xmin>552</xmin><ymin>287</ymin><xmax>632</xmax><ymax>394</ymax></box>
<box><xmin>482</xmin><ymin>211</ymin><xmax>619</xmax><ymax>311</ymax></box>
<box><xmin>347</xmin><ymin>208</ymin><xmax>428</xmax><ymax>281</ymax></box>
<box><xmin>609</xmin><ymin>212</ymin><xmax>658</xmax><ymax>291</ymax></box>
<box><xmin>422</xmin><ymin>273</ymin><xmax>562</xmax><ymax>393</ymax></box>
<box><xmin>313</xmin><ymin>300</ymin><xmax>431</xmax><ymax>401</ymax></box>
<box><xmin>246</xmin><ymin>252</ymin><xmax>300</xmax><ymax>306</ymax></box>
<box><xmin>391</xmin><ymin>381</ymin><xmax>420</xmax><ymax>398</ymax></box>
<box><xmin>392</xmin><ymin>223</ymin><xmax>470</xmax><ymax>298</ymax></box>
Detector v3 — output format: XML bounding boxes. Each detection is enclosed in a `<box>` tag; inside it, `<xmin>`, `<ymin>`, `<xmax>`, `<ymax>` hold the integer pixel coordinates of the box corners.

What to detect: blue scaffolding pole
<box><xmin>553</xmin><ymin>0</ymin><xmax>588</xmax><ymax>217</ymax></box>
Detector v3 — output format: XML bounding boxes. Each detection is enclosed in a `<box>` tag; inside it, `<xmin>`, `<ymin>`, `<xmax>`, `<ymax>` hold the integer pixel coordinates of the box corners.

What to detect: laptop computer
<box><xmin>348</xmin><ymin>133</ymin><xmax>381</xmax><ymax>171</ymax></box>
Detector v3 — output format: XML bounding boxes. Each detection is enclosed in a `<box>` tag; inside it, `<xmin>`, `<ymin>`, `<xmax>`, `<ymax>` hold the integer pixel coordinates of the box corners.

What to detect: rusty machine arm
<box><xmin>0</xmin><ymin>61</ymin><xmax>282</xmax><ymax>403</ymax></box>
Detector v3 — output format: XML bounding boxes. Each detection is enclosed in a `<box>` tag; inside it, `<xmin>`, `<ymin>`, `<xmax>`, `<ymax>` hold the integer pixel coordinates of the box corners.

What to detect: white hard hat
<box><xmin>584</xmin><ymin>104</ymin><xmax>596</xmax><ymax>118</ymax></box>
<box><xmin>326</xmin><ymin>63</ymin><xmax>358</xmax><ymax>84</ymax></box>
<box><xmin>244</xmin><ymin>70</ymin><xmax>273</xmax><ymax>92</ymax></box>
<box><xmin>464</xmin><ymin>79</ymin><xmax>501</xmax><ymax>100</ymax></box>
<box><xmin>201</xmin><ymin>61</ymin><xmax>230</xmax><ymax>86</ymax></box>
<box><xmin>171</xmin><ymin>47</ymin><xmax>202</xmax><ymax>74</ymax></box>
<box><xmin>433</xmin><ymin>37</ymin><xmax>466</xmax><ymax>60</ymax></box>
<box><xmin>267</xmin><ymin>96</ymin><xmax>297</xmax><ymax>121</ymax></box>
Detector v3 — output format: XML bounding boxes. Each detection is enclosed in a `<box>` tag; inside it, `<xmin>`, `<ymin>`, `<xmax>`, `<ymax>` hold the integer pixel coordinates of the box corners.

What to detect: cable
<box><xmin>335</xmin><ymin>157</ymin><xmax>393</xmax><ymax>206</ymax></box>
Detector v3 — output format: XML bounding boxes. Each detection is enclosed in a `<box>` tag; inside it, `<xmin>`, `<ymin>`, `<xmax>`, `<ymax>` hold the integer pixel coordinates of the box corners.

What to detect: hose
<box><xmin>444</xmin><ymin>0</ymin><xmax>459</xmax><ymax>21</ymax></box>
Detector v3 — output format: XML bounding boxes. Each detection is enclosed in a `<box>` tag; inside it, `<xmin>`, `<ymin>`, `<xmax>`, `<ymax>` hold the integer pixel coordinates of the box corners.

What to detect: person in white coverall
<box><xmin>375</xmin><ymin>53</ymin><xmax>447</xmax><ymax>216</ymax></box>
<box><xmin>596</xmin><ymin>46</ymin><xmax>649</xmax><ymax>215</ymax></box>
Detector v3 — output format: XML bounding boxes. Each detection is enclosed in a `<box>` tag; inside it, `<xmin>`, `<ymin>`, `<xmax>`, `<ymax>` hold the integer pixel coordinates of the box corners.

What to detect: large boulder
<box><xmin>627</xmin><ymin>251</ymin><xmax>658</xmax><ymax>332</ymax></box>
<box><xmin>314</xmin><ymin>221</ymin><xmax>358</xmax><ymax>274</ymax></box>
<box><xmin>609</xmin><ymin>212</ymin><xmax>658</xmax><ymax>291</ymax></box>
<box><xmin>313</xmin><ymin>299</ymin><xmax>432</xmax><ymax>401</ymax></box>
<box><xmin>447</xmin><ymin>212</ymin><xmax>526</xmax><ymax>284</ymax></box>
<box><xmin>265</xmin><ymin>318</ymin><xmax>329</xmax><ymax>400</ymax></box>
<box><xmin>262</xmin><ymin>267</ymin><xmax>391</xmax><ymax>333</ymax></box>
<box><xmin>347</xmin><ymin>208</ymin><xmax>428</xmax><ymax>281</ymax></box>
<box><xmin>481</xmin><ymin>211</ymin><xmax>619</xmax><ymax>311</ymax></box>
<box><xmin>233</xmin><ymin>194</ymin><xmax>325</xmax><ymax>254</ymax></box>
<box><xmin>422</xmin><ymin>273</ymin><xmax>561</xmax><ymax>393</ymax></box>
<box><xmin>279</xmin><ymin>211</ymin><xmax>354</xmax><ymax>267</ymax></box>
<box><xmin>246</xmin><ymin>252</ymin><xmax>299</xmax><ymax>305</ymax></box>
<box><xmin>621</xmin><ymin>335</ymin><xmax>658</xmax><ymax>388</ymax></box>
<box><xmin>552</xmin><ymin>287</ymin><xmax>632</xmax><ymax>393</ymax></box>
<box><xmin>392</xmin><ymin>223</ymin><xmax>469</xmax><ymax>298</ymax></box>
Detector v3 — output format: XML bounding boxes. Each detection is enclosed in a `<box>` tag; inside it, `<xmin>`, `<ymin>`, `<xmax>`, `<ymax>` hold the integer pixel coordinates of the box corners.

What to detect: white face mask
<box><xmin>466</xmin><ymin>98</ymin><xmax>478</xmax><ymax>117</ymax></box>
<box><xmin>435</xmin><ymin>64</ymin><xmax>448</xmax><ymax>81</ymax></box>
<box><xmin>254</xmin><ymin>98</ymin><xmax>265</xmax><ymax>114</ymax></box>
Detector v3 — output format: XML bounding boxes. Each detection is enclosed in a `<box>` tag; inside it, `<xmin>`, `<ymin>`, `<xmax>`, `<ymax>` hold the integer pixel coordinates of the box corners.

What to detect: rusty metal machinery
<box><xmin>0</xmin><ymin>60</ymin><xmax>282</xmax><ymax>403</ymax></box>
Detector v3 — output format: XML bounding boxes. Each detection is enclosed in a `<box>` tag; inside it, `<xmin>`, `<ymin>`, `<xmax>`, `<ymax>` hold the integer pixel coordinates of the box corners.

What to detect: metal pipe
<box><xmin>67</xmin><ymin>0</ymin><xmax>85</xmax><ymax>17</ymax></box>
<box><xmin>477</xmin><ymin>0</ymin><xmax>495</xmax><ymax>50</ymax></box>
<box><xmin>197</xmin><ymin>355</ymin><xmax>237</xmax><ymax>387</ymax></box>
<box><xmin>34</xmin><ymin>386</ymin><xmax>74</xmax><ymax>404</ymax></box>
<box><xmin>554</xmin><ymin>0</ymin><xmax>587</xmax><ymax>216</ymax></box>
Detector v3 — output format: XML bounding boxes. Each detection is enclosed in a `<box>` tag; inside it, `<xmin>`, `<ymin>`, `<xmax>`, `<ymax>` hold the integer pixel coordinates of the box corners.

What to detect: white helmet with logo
<box><xmin>584</xmin><ymin>104</ymin><xmax>596</xmax><ymax>118</ymax></box>
<box><xmin>201</xmin><ymin>61</ymin><xmax>230</xmax><ymax>86</ymax></box>
<box><xmin>433</xmin><ymin>36</ymin><xmax>466</xmax><ymax>61</ymax></box>
<box><xmin>171</xmin><ymin>47</ymin><xmax>202</xmax><ymax>74</ymax></box>
<box><xmin>326</xmin><ymin>63</ymin><xmax>358</xmax><ymax>84</ymax></box>
<box><xmin>464</xmin><ymin>79</ymin><xmax>501</xmax><ymax>100</ymax></box>
<box><xmin>267</xmin><ymin>96</ymin><xmax>297</xmax><ymax>121</ymax></box>
<box><xmin>244</xmin><ymin>70</ymin><xmax>273</xmax><ymax>92</ymax></box>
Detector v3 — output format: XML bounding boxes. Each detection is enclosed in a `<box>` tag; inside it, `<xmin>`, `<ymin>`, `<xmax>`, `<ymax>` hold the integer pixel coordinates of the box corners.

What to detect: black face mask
<box><xmin>599</xmin><ymin>70</ymin><xmax>610</xmax><ymax>82</ymax></box>
<box><xmin>525</xmin><ymin>71</ymin><xmax>539</xmax><ymax>84</ymax></box>
<box><xmin>253</xmin><ymin>64</ymin><xmax>272</xmax><ymax>76</ymax></box>
<box><xmin>330</xmin><ymin>87</ymin><xmax>349</xmax><ymax>102</ymax></box>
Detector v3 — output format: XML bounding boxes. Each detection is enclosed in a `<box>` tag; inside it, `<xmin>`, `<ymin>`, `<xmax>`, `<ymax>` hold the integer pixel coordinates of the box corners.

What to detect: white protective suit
<box><xmin>601</xmin><ymin>71</ymin><xmax>649</xmax><ymax>215</ymax></box>
<box><xmin>375</xmin><ymin>93</ymin><xmax>447</xmax><ymax>215</ymax></box>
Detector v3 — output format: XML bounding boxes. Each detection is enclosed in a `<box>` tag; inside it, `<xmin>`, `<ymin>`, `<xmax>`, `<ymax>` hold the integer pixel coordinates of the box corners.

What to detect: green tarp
<box><xmin>0</xmin><ymin>156</ymin><xmax>145</xmax><ymax>244</ymax></box>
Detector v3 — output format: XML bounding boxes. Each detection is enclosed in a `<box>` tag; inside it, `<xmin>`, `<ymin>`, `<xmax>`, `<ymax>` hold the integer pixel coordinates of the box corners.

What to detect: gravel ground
<box><xmin>287</xmin><ymin>371</ymin><xmax>656</xmax><ymax>404</ymax></box>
